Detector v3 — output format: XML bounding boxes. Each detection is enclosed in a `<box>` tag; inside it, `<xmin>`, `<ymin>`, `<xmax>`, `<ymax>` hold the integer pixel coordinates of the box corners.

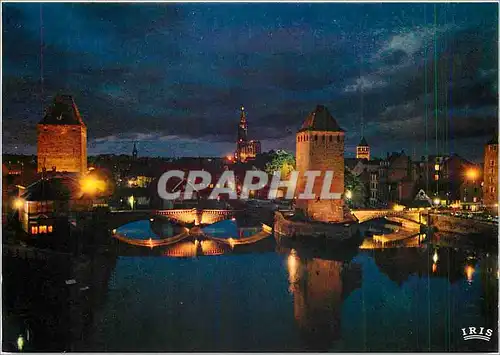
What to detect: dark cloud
<box><xmin>2</xmin><ymin>3</ymin><xmax>498</xmax><ymax>161</ymax></box>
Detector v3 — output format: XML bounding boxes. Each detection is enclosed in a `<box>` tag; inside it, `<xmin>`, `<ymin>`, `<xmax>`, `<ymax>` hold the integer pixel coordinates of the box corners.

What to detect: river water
<box><xmin>2</xmin><ymin>219</ymin><xmax>498</xmax><ymax>352</ymax></box>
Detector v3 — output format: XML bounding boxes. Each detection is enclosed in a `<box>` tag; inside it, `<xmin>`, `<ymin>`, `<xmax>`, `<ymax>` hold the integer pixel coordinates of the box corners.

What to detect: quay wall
<box><xmin>428</xmin><ymin>214</ymin><xmax>498</xmax><ymax>236</ymax></box>
<box><xmin>274</xmin><ymin>211</ymin><xmax>359</xmax><ymax>241</ymax></box>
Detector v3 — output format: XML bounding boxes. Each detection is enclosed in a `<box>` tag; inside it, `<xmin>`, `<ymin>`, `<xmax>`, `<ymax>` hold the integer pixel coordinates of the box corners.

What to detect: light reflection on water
<box><xmin>3</xmin><ymin>218</ymin><xmax>498</xmax><ymax>352</ymax></box>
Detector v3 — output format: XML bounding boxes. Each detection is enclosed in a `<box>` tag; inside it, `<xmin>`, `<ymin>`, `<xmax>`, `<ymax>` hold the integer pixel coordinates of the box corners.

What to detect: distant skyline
<box><xmin>3</xmin><ymin>2</ymin><xmax>498</xmax><ymax>162</ymax></box>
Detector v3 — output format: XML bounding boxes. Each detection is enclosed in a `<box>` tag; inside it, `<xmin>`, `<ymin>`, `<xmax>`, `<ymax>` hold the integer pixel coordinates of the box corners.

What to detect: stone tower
<box><xmin>295</xmin><ymin>105</ymin><xmax>346</xmax><ymax>223</ymax></box>
<box><xmin>356</xmin><ymin>137</ymin><xmax>370</xmax><ymax>160</ymax></box>
<box><xmin>37</xmin><ymin>95</ymin><xmax>87</xmax><ymax>174</ymax></box>
<box><xmin>483</xmin><ymin>135</ymin><xmax>498</xmax><ymax>210</ymax></box>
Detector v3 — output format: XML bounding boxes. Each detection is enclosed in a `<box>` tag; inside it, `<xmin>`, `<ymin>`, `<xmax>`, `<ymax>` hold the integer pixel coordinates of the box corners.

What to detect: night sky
<box><xmin>3</xmin><ymin>2</ymin><xmax>498</xmax><ymax>161</ymax></box>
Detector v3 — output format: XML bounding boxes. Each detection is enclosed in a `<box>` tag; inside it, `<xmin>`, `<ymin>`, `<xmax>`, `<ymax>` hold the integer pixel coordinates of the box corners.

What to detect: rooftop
<box><xmin>298</xmin><ymin>105</ymin><xmax>344</xmax><ymax>133</ymax></box>
<box><xmin>38</xmin><ymin>95</ymin><xmax>86</xmax><ymax>126</ymax></box>
<box><xmin>358</xmin><ymin>137</ymin><xmax>369</xmax><ymax>147</ymax></box>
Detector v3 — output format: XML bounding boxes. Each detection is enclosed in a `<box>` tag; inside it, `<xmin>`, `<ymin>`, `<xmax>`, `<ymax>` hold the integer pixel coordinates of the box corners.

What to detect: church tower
<box><xmin>356</xmin><ymin>137</ymin><xmax>370</xmax><ymax>160</ymax></box>
<box><xmin>295</xmin><ymin>105</ymin><xmax>346</xmax><ymax>223</ymax></box>
<box><xmin>37</xmin><ymin>95</ymin><xmax>87</xmax><ymax>174</ymax></box>
<box><xmin>132</xmin><ymin>141</ymin><xmax>138</xmax><ymax>159</ymax></box>
<box><xmin>235</xmin><ymin>106</ymin><xmax>261</xmax><ymax>162</ymax></box>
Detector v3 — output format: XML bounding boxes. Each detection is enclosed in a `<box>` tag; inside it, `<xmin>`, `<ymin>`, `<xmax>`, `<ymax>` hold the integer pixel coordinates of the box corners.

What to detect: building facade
<box><xmin>483</xmin><ymin>135</ymin><xmax>498</xmax><ymax>210</ymax></box>
<box><xmin>295</xmin><ymin>105</ymin><xmax>346</xmax><ymax>222</ymax></box>
<box><xmin>235</xmin><ymin>107</ymin><xmax>261</xmax><ymax>162</ymax></box>
<box><xmin>37</xmin><ymin>95</ymin><xmax>87</xmax><ymax>174</ymax></box>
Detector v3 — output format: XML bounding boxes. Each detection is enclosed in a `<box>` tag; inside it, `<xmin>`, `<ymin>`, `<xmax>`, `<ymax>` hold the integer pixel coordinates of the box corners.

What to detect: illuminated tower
<box><xmin>356</xmin><ymin>137</ymin><xmax>370</xmax><ymax>160</ymax></box>
<box><xmin>295</xmin><ymin>105</ymin><xmax>346</xmax><ymax>222</ymax></box>
<box><xmin>237</xmin><ymin>106</ymin><xmax>248</xmax><ymax>143</ymax></box>
<box><xmin>37</xmin><ymin>95</ymin><xmax>87</xmax><ymax>174</ymax></box>
<box><xmin>235</xmin><ymin>106</ymin><xmax>261</xmax><ymax>162</ymax></box>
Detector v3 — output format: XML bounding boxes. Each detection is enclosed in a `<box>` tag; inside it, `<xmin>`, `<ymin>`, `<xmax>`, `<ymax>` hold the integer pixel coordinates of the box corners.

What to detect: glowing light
<box><xmin>112</xmin><ymin>229</ymin><xmax>117</xmax><ymax>234</ymax></box>
<box><xmin>81</xmin><ymin>176</ymin><xmax>105</xmax><ymax>195</ymax></box>
<box><xmin>432</xmin><ymin>263</ymin><xmax>437</xmax><ymax>273</ymax></box>
<box><xmin>433</xmin><ymin>198</ymin><xmax>441</xmax><ymax>206</ymax></box>
<box><xmin>128</xmin><ymin>195</ymin><xmax>135</xmax><ymax>209</ymax></box>
<box><xmin>465</xmin><ymin>265</ymin><xmax>475</xmax><ymax>282</ymax></box>
<box><xmin>228</xmin><ymin>238</ymin><xmax>235</xmax><ymax>248</ymax></box>
<box><xmin>466</xmin><ymin>168</ymin><xmax>479</xmax><ymax>180</ymax></box>
<box><xmin>434</xmin><ymin>164</ymin><xmax>440</xmax><ymax>171</ymax></box>
<box><xmin>148</xmin><ymin>238</ymin><xmax>154</xmax><ymax>249</ymax></box>
<box><xmin>150</xmin><ymin>218</ymin><xmax>154</xmax><ymax>222</ymax></box>
<box><xmin>432</xmin><ymin>250</ymin><xmax>439</xmax><ymax>263</ymax></box>
<box><xmin>226</xmin><ymin>155</ymin><xmax>233</xmax><ymax>161</ymax></box>
<box><xmin>392</xmin><ymin>204</ymin><xmax>405</xmax><ymax>212</ymax></box>
<box><xmin>345</xmin><ymin>190</ymin><xmax>352</xmax><ymax>199</ymax></box>
<box><xmin>13</xmin><ymin>198</ymin><xmax>24</xmax><ymax>209</ymax></box>
<box><xmin>17</xmin><ymin>335</ymin><xmax>25</xmax><ymax>351</ymax></box>
<box><xmin>287</xmin><ymin>249</ymin><xmax>299</xmax><ymax>288</ymax></box>
<box><xmin>231</xmin><ymin>217</ymin><xmax>236</xmax><ymax>221</ymax></box>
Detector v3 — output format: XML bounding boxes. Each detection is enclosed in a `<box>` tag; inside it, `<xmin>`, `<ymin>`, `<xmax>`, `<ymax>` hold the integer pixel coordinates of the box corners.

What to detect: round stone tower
<box><xmin>295</xmin><ymin>105</ymin><xmax>346</xmax><ymax>223</ymax></box>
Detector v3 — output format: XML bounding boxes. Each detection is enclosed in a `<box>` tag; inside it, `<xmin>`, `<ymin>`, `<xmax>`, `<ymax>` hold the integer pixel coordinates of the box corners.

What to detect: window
<box><xmin>39</xmin><ymin>225</ymin><xmax>47</xmax><ymax>234</ymax></box>
<box><xmin>490</xmin><ymin>160</ymin><xmax>495</xmax><ymax>167</ymax></box>
<box><xmin>322</xmin><ymin>135</ymin><xmax>325</xmax><ymax>142</ymax></box>
<box><xmin>337</xmin><ymin>136</ymin><xmax>340</xmax><ymax>142</ymax></box>
<box><xmin>31</xmin><ymin>226</ymin><xmax>38</xmax><ymax>234</ymax></box>
<box><xmin>473</xmin><ymin>197</ymin><xmax>477</xmax><ymax>203</ymax></box>
<box><xmin>329</xmin><ymin>136</ymin><xmax>332</xmax><ymax>142</ymax></box>
<box><xmin>314</xmin><ymin>135</ymin><xmax>318</xmax><ymax>141</ymax></box>
<box><xmin>48</xmin><ymin>226</ymin><xmax>53</xmax><ymax>233</ymax></box>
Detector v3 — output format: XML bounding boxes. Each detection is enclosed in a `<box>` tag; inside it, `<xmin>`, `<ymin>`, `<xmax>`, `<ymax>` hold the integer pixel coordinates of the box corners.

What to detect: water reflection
<box><xmin>4</xmin><ymin>215</ymin><xmax>498</xmax><ymax>352</ymax></box>
<box><xmin>284</xmin><ymin>248</ymin><xmax>362</xmax><ymax>350</ymax></box>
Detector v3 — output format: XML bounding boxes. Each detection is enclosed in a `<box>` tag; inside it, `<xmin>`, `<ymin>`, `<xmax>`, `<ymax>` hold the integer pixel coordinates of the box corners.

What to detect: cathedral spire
<box><xmin>132</xmin><ymin>141</ymin><xmax>138</xmax><ymax>159</ymax></box>
<box><xmin>238</xmin><ymin>106</ymin><xmax>248</xmax><ymax>142</ymax></box>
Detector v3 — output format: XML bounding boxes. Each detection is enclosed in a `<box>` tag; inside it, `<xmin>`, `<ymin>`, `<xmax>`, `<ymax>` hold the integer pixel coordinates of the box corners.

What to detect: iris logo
<box><xmin>461</xmin><ymin>327</ymin><xmax>493</xmax><ymax>341</ymax></box>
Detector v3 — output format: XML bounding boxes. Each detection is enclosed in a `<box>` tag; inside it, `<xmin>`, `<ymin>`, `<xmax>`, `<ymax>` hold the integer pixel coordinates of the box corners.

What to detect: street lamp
<box><xmin>13</xmin><ymin>198</ymin><xmax>24</xmax><ymax>210</ymax></box>
<box><xmin>80</xmin><ymin>176</ymin><xmax>105</xmax><ymax>195</ymax></box>
<box><xmin>466</xmin><ymin>168</ymin><xmax>478</xmax><ymax>181</ymax></box>
<box><xmin>345</xmin><ymin>190</ymin><xmax>352</xmax><ymax>199</ymax></box>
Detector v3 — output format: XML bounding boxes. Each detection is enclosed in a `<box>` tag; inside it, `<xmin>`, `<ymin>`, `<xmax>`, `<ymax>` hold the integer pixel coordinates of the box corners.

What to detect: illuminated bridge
<box><xmin>107</xmin><ymin>208</ymin><xmax>238</xmax><ymax>230</ymax></box>
<box><xmin>351</xmin><ymin>209</ymin><xmax>426</xmax><ymax>225</ymax></box>
<box><xmin>112</xmin><ymin>224</ymin><xmax>274</xmax><ymax>257</ymax></box>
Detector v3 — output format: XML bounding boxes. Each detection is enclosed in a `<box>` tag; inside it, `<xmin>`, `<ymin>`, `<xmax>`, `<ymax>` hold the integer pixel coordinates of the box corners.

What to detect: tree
<box><xmin>344</xmin><ymin>169</ymin><xmax>366</xmax><ymax>208</ymax></box>
<box><xmin>264</xmin><ymin>150</ymin><xmax>296</xmax><ymax>178</ymax></box>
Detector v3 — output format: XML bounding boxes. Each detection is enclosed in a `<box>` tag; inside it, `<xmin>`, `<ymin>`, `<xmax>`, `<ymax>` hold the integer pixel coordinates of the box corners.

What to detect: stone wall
<box><xmin>428</xmin><ymin>213</ymin><xmax>498</xmax><ymax>236</ymax></box>
<box><xmin>37</xmin><ymin>124</ymin><xmax>87</xmax><ymax>174</ymax></box>
<box><xmin>274</xmin><ymin>211</ymin><xmax>358</xmax><ymax>241</ymax></box>
<box><xmin>295</xmin><ymin>130</ymin><xmax>345</xmax><ymax>222</ymax></box>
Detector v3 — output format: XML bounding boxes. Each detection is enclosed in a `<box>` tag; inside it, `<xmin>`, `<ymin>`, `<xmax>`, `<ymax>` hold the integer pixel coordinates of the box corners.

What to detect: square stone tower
<box><xmin>356</xmin><ymin>137</ymin><xmax>370</xmax><ymax>160</ymax></box>
<box><xmin>295</xmin><ymin>105</ymin><xmax>346</xmax><ymax>223</ymax></box>
<box><xmin>37</xmin><ymin>95</ymin><xmax>87</xmax><ymax>174</ymax></box>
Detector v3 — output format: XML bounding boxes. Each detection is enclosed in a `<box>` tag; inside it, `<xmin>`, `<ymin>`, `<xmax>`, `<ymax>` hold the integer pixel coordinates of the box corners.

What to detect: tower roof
<box><xmin>358</xmin><ymin>137</ymin><xmax>369</xmax><ymax>147</ymax></box>
<box><xmin>298</xmin><ymin>105</ymin><xmax>344</xmax><ymax>133</ymax></box>
<box><xmin>486</xmin><ymin>134</ymin><xmax>498</xmax><ymax>145</ymax></box>
<box><xmin>39</xmin><ymin>95</ymin><xmax>85</xmax><ymax>126</ymax></box>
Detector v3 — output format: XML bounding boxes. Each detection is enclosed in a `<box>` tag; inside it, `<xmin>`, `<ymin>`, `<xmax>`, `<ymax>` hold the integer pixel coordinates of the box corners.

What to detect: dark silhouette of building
<box><xmin>132</xmin><ymin>142</ymin><xmax>138</xmax><ymax>160</ymax></box>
